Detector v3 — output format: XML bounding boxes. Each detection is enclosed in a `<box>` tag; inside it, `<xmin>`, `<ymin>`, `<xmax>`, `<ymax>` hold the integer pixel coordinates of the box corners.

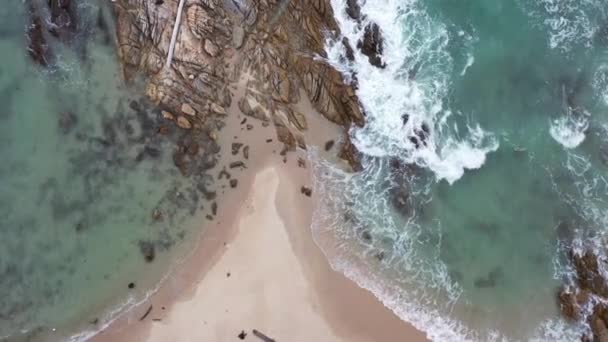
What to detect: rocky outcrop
<box><xmin>26</xmin><ymin>0</ymin><xmax>79</xmax><ymax>66</ymax></box>
<box><xmin>558</xmin><ymin>249</ymin><xmax>608</xmax><ymax>341</ymax></box>
<box><xmin>357</xmin><ymin>23</ymin><xmax>386</xmax><ymax>69</ymax></box>
<box><xmin>112</xmin><ymin>0</ymin><xmax>366</xmax><ymax>171</ymax></box>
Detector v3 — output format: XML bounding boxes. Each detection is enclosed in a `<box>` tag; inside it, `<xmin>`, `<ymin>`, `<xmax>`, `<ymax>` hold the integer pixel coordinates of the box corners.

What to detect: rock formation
<box><xmin>26</xmin><ymin>0</ymin><xmax>80</xmax><ymax>66</ymax></box>
<box><xmin>111</xmin><ymin>0</ymin><xmax>366</xmax><ymax>170</ymax></box>
<box><xmin>558</xmin><ymin>248</ymin><xmax>608</xmax><ymax>341</ymax></box>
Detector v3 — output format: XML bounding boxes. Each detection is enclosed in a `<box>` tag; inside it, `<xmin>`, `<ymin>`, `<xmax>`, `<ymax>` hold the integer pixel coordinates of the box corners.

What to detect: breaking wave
<box><xmin>325</xmin><ymin>0</ymin><xmax>498</xmax><ymax>185</ymax></box>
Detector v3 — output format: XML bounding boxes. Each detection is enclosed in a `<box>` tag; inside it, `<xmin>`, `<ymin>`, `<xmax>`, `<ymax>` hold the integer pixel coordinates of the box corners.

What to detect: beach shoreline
<box><xmin>90</xmin><ymin>82</ymin><xmax>427</xmax><ymax>341</ymax></box>
<box><xmin>92</xmin><ymin>159</ymin><xmax>427</xmax><ymax>342</ymax></box>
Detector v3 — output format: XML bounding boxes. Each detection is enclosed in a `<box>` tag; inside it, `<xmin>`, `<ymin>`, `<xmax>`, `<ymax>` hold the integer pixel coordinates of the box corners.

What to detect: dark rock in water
<box><xmin>96</xmin><ymin>7</ymin><xmax>112</xmax><ymax>46</ymax></box>
<box><xmin>339</xmin><ymin>133</ymin><xmax>363</xmax><ymax>172</ymax></box>
<box><xmin>324</xmin><ymin>140</ymin><xmax>335</xmax><ymax>151</ymax></box>
<box><xmin>301</xmin><ymin>186</ymin><xmax>312</xmax><ymax>197</ymax></box>
<box><xmin>390</xmin><ymin>183</ymin><xmax>411</xmax><ymax>217</ymax></box>
<box><xmin>571</xmin><ymin>250</ymin><xmax>608</xmax><ymax>297</ymax></box>
<box><xmin>26</xmin><ymin>4</ymin><xmax>51</xmax><ymax>66</ymax></box>
<box><xmin>357</xmin><ymin>23</ymin><xmax>386</xmax><ymax>69</ymax></box>
<box><xmin>361</xmin><ymin>230</ymin><xmax>372</xmax><ymax>241</ymax></box>
<box><xmin>74</xmin><ymin>219</ymin><xmax>86</xmax><ymax>232</ymax></box>
<box><xmin>401</xmin><ymin>113</ymin><xmax>410</xmax><ymax>125</ymax></box>
<box><xmin>129</xmin><ymin>100</ymin><xmax>142</xmax><ymax>113</ymax></box>
<box><xmin>139</xmin><ymin>241</ymin><xmax>156</xmax><ymax>262</ymax></box>
<box><xmin>409</xmin><ymin>136</ymin><xmax>420</xmax><ymax>149</ymax></box>
<box><xmin>152</xmin><ymin>209</ymin><xmax>163</xmax><ymax>221</ymax></box>
<box><xmin>144</xmin><ymin>146</ymin><xmax>161</xmax><ymax>159</ymax></box>
<box><xmin>211</xmin><ymin>202</ymin><xmax>218</xmax><ymax>216</ymax></box>
<box><xmin>172</xmin><ymin>150</ymin><xmax>189</xmax><ymax>176</ymax></box>
<box><xmin>342</xmin><ymin>37</ymin><xmax>355</xmax><ymax>62</ymax></box>
<box><xmin>473</xmin><ymin>267</ymin><xmax>503</xmax><ymax>289</ymax></box>
<box><xmin>345</xmin><ymin>0</ymin><xmax>362</xmax><ymax>21</ymax></box>
<box><xmin>48</xmin><ymin>0</ymin><xmax>77</xmax><ymax>41</ymax></box>
<box><xmin>557</xmin><ymin>287</ymin><xmax>589</xmax><ymax>321</ymax></box>
<box><xmin>128</xmin><ymin>282</ymin><xmax>135</xmax><ymax>289</ymax></box>
<box><xmin>232</xmin><ymin>142</ymin><xmax>243</xmax><ymax>155</ymax></box>
<box><xmin>230</xmin><ymin>179</ymin><xmax>238</xmax><ymax>188</ymax></box>
<box><xmin>184</xmin><ymin>140</ymin><xmax>200</xmax><ymax>156</ymax></box>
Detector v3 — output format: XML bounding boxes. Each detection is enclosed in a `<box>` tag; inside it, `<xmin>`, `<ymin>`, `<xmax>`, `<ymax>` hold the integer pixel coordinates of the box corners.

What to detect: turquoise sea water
<box><xmin>319</xmin><ymin>0</ymin><xmax>608</xmax><ymax>340</ymax></box>
<box><xmin>0</xmin><ymin>2</ymin><xmax>216</xmax><ymax>340</ymax></box>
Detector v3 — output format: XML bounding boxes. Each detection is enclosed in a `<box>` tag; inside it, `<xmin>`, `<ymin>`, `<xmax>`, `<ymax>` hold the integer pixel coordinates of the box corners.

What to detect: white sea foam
<box><xmin>592</xmin><ymin>64</ymin><xmax>608</xmax><ymax>106</ymax></box>
<box><xmin>309</xmin><ymin>151</ymin><xmax>583</xmax><ymax>341</ymax></box>
<box><xmin>549</xmin><ymin>113</ymin><xmax>588</xmax><ymax>149</ymax></box>
<box><xmin>523</xmin><ymin>0</ymin><xmax>605</xmax><ymax>51</ymax></box>
<box><xmin>326</xmin><ymin>0</ymin><xmax>497</xmax><ymax>184</ymax></box>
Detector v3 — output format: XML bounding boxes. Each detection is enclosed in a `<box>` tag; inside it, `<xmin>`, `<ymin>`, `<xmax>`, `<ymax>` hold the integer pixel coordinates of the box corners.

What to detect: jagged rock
<box><xmin>113</xmin><ymin>0</ymin><xmax>368</xmax><ymax>175</ymax></box>
<box><xmin>204</xmin><ymin>39</ymin><xmax>220</xmax><ymax>57</ymax></box>
<box><xmin>176</xmin><ymin>116</ymin><xmax>192</xmax><ymax>129</ymax></box>
<box><xmin>345</xmin><ymin>0</ymin><xmax>362</xmax><ymax>20</ymax></box>
<box><xmin>187</xmin><ymin>5</ymin><xmax>214</xmax><ymax>39</ymax></box>
<box><xmin>357</xmin><ymin>23</ymin><xmax>385</xmax><ymax>68</ymax></box>
<box><xmin>238</xmin><ymin>96</ymin><xmax>269</xmax><ymax>121</ymax></box>
<box><xmin>342</xmin><ymin>37</ymin><xmax>355</xmax><ymax>62</ymax></box>
<box><xmin>275</xmin><ymin>125</ymin><xmax>297</xmax><ymax>151</ymax></box>
<box><xmin>181</xmin><ymin>103</ymin><xmax>196</xmax><ymax>116</ymax></box>
<box><xmin>48</xmin><ymin>0</ymin><xmax>77</xmax><ymax>41</ymax></box>
<box><xmin>571</xmin><ymin>250</ymin><xmax>608</xmax><ymax>297</ymax></box>
<box><xmin>161</xmin><ymin>110</ymin><xmax>175</xmax><ymax>121</ymax></box>
<box><xmin>26</xmin><ymin>4</ymin><xmax>50</xmax><ymax>66</ymax></box>
<box><xmin>210</xmin><ymin>102</ymin><xmax>226</xmax><ymax>115</ymax></box>
<box><xmin>289</xmin><ymin>111</ymin><xmax>307</xmax><ymax>130</ymax></box>
<box><xmin>339</xmin><ymin>133</ymin><xmax>362</xmax><ymax>171</ymax></box>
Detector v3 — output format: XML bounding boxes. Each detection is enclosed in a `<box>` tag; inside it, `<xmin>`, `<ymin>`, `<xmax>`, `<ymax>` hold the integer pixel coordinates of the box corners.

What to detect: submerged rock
<box><xmin>58</xmin><ymin>112</ymin><xmax>78</xmax><ymax>134</ymax></box>
<box><xmin>26</xmin><ymin>4</ymin><xmax>51</xmax><ymax>66</ymax></box>
<box><xmin>138</xmin><ymin>241</ymin><xmax>156</xmax><ymax>262</ymax></box>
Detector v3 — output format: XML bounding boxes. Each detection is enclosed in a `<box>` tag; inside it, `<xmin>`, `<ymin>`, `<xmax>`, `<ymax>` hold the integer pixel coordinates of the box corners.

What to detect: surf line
<box><xmin>166</xmin><ymin>0</ymin><xmax>186</xmax><ymax>68</ymax></box>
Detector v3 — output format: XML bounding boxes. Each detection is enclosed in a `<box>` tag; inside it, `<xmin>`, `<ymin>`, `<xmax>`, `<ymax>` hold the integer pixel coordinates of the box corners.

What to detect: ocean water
<box><xmin>318</xmin><ymin>0</ymin><xmax>608</xmax><ymax>340</ymax></box>
<box><xmin>0</xmin><ymin>2</ymin><xmax>216</xmax><ymax>341</ymax></box>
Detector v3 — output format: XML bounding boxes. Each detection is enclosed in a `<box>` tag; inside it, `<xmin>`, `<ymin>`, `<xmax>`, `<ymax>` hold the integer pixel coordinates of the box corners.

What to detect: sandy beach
<box><xmin>93</xmin><ymin>148</ymin><xmax>427</xmax><ymax>342</ymax></box>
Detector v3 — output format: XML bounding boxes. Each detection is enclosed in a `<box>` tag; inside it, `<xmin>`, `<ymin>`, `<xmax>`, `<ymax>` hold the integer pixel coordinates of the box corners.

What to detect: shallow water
<box><xmin>0</xmin><ymin>2</ymin><xmax>217</xmax><ymax>340</ymax></box>
<box><xmin>319</xmin><ymin>0</ymin><xmax>608</xmax><ymax>340</ymax></box>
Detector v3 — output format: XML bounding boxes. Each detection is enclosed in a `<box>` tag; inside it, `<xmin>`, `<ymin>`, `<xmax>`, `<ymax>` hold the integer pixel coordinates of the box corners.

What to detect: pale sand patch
<box><xmin>146</xmin><ymin>167</ymin><xmax>342</xmax><ymax>342</ymax></box>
